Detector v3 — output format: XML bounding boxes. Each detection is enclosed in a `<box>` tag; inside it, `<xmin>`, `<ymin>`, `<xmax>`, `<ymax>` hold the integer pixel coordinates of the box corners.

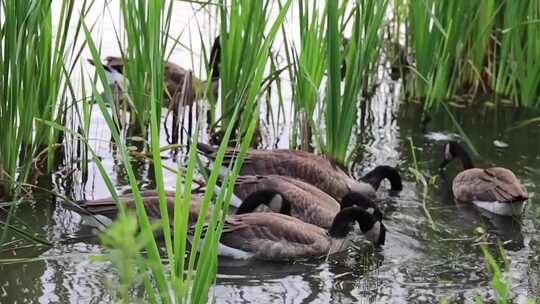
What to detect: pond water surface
<box><xmin>1</xmin><ymin>1</ymin><xmax>540</xmax><ymax>303</ymax></box>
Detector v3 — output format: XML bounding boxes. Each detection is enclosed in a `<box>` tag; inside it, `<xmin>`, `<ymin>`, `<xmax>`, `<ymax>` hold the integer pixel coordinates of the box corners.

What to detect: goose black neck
<box><xmin>328</xmin><ymin>207</ymin><xmax>376</xmax><ymax>238</ymax></box>
<box><xmin>209</xmin><ymin>36</ymin><xmax>221</xmax><ymax>80</ymax></box>
<box><xmin>341</xmin><ymin>192</ymin><xmax>383</xmax><ymax>221</ymax></box>
<box><xmin>235</xmin><ymin>190</ymin><xmax>291</xmax><ymax>215</ymax></box>
<box><xmin>455</xmin><ymin>146</ymin><xmax>474</xmax><ymax>170</ymax></box>
<box><xmin>360</xmin><ymin>166</ymin><xmax>403</xmax><ymax>191</ymax></box>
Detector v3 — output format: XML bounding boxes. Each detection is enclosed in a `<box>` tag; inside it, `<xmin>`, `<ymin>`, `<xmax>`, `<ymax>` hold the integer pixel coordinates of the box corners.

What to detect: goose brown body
<box><xmin>90</xmin><ymin>56</ymin><xmax>208</xmax><ymax>108</ymax></box>
<box><xmin>198</xmin><ymin>143</ymin><xmax>402</xmax><ymax>200</ymax></box>
<box><xmin>218</xmin><ymin>212</ymin><xmax>347</xmax><ymax>260</ymax></box>
<box><xmin>440</xmin><ymin>141</ymin><xmax>529</xmax><ymax>216</ymax></box>
<box><xmin>453</xmin><ymin>167</ymin><xmax>528</xmax><ymax>203</ymax></box>
<box><xmin>70</xmin><ymin>190</ymin><xmax>384</xmax><ymax>260</ymax></box>
<box><xmin>234</xmin><ymin>175</ymin><xmax>359</xmax><ymax>229</ymax></box>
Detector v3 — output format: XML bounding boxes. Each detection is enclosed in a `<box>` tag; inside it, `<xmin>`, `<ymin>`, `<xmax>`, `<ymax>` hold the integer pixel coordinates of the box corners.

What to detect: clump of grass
<box><xmin>215</xmin><ymin>0</ymin><xmax>292</xmax><ymax>140</ymax></box>
<box><xmin>478</xmin><ymin>242</ymin><xmax>511</xmax><ymax>304</ymax></box>
<box><xmin>323</xmin><ymin>0</ymin><xmax>388</xmax><ymax>165</ymax></box>
<box><xmin>405</xmin><ymin>0</ymin><xmax>540</xmax><ymax>109</ymax></box>
<box><xmin>0</xmin><ymin>0</ymin><xmax>93</xmax><ymax>251</ymax></box>
<box><xmin>81</xmin><ymin>0</ymin><xmax>285</xmax><ymax>302</ymax></box>
<box><xmin>289</xmin><ymin>0</ymin><xmax>327</xmax><ymax>150</ymax></box>
<box><xmin>115</xmin><ymin>0</ymin><xmax>174</xmax><ymax>135</ymax></box>
<box><xmin>93</xmin><ymin>213</ymin><xmax>155</xmax><ymax>303</ymax></box>
<box><xmin>0</xmin><ymin>0</ymin><xmax>84</xmax><ymax>196</ymax></box>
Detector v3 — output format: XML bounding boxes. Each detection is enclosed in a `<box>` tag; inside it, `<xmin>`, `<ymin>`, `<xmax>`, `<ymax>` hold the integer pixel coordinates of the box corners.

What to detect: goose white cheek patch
<box><xmin>445</xmin><ymin>144</ymin><xmax>452</xmax><ymax>160</ymax></box>
<box><xmin>268</xmin><ymin>194</ymin><xmax>283</xmax><ymax>212</ymax></box>
<box><xmin>105</xmin><ymin>69</ymin><xmax>125</xmax><ymax>86</ymax></box>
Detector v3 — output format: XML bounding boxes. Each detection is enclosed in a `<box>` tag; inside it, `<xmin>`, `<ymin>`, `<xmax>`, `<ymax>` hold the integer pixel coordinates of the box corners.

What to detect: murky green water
<box><xmin>1</xmin><ymin>96</ymin><xmax>539</xmax><ymax>303</ymax></box>
<box><xmin>1</xmin><ymin>1</ymin><xmax>540</xmax><ymax>303</ymax></box>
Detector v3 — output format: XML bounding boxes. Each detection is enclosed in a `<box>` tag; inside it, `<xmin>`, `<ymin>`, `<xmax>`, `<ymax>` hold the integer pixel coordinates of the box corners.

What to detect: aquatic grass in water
<box><xmin>0</xmin><ymin>0</ymin><xmax>85</xmax><ymax>196</ymax></box>
<box><xmin>475</xmin><ymin>240</ymin><xmax>535</xmax><ymax>304</ymax></box>
<box><xmin>289</xmin><ymin>0</ymin><xmax>327</xmax><ymax>150</ymax></box>
<box><xmin>83</xmin><ymin>0</ymin><xmax>276</xmax><ymax>301</ymax></box>
<box><xmin>323</xmin><ymin>0</ymin><xmax>388</xmax><ymax>165</ymax></box>
<box><xmin>116</xmin><ymin>0</ymin><xmax>174</xmax><ymax>134</ymax></box>
<box><xmin>0</xmin><ymin>0</ymin><xmax>93</xmax><ymax>249</ymax></box>
<box><xmin>216</xmin><ymin>0</ymin><xmax>291</xmax><ymax>137</ymax></box>
<box><xmin>406</xmin><ymin>0</ymin><xmax>540</xmax><ymax>109</ymax></box>
<box><xmin>495</xmin><ymin>1</ymin><xmax>540</xmax><ymax>107</ymax></box>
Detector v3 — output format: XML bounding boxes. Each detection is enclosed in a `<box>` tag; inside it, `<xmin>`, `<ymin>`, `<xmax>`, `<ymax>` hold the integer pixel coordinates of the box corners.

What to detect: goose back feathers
<box><xmin>87</xmin><ymin>36</ymin><xmax>221</xmax><ymax>108</ymax></box>
<box><xmin>197</xmin><ymin>143</ymin><xmax>402</xmax><ymax>200</ymax></box>
<box><xmin>233</xmin><ymin>175</ymin><xmax>383</xmax><ymax>228</ymax></box>
<box><xmin>70</xmin><ymin>188</ymin><xmax>384</xmax><ymax>260</ymax></box>
<box><xmin>69</xmin><ymin>192</ymin><xmax>206</xmax><ymax>226</ymax></box>
<box><xmin>440</xmin><ymin>141</ymin><xmax>528</xmax><ymax>216</ymax></box>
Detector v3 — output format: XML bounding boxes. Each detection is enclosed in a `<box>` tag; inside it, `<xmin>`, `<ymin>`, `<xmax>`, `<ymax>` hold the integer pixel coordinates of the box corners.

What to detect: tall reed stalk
<box><xmin>216</xmin><ymin>0</ymin><xmax>292</xmax><ymax>138</ymax></box>
<box><xmin>406</xmin><ymin>0</ymin><xmax>540</xmax><ymax>109</ymax></box>
<box><xmin>82</xmin><ymin>0</ymin><xmax>290</xmax><ymax>301</ymax></box>
<box><xmin>117</xmin><ymin>0</ymin><xmax>174</xmax><ymax>135</ymax></box>
<box><xmin>289</xmin><ymin>0</ymin><xmax>327</xmax><ymax>150</ymax></box>
<box><xmin>323</xmin><ymin>0</ymin><xmax>388</xmax><ymax>165</ymax></box>
<box><xmin>0</xmin><ymin>0</ymin><xmax>84</xmax><ymax>195</ymax></box>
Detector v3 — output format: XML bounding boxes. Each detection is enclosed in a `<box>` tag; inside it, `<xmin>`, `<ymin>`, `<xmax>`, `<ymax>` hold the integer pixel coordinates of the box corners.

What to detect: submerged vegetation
<box><xmin>0</xmin><ymin>0</ymin><xmax>539</xmax><ymax>302</ymax></box>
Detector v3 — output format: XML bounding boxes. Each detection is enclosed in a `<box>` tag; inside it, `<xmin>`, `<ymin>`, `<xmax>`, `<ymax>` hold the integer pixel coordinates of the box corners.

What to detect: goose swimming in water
<box><xmin>212</xmin><ymin>192</ymin><xmax>385</xmax><ymax>260</ymax></box>
<box><xmin>197</xmin><ymin>142</ymin><xmax>403</xmax><ymax>200</ymax></box>
<box><xmin>68</xmin><ymin>188</ymin><xmax>385</xmax><ymax>260</ymax></box>
<box><xmin>231</xmin><ymin>174</ymin><xmax>383</xmax><ymax>228</ymax></box>
<box><xmin>439</xmin><ymin>141</ymin><xmax>528</xmax><ymax>216</ymax></box>
<box><xmin>87</xmin><ymin>36</ymin><xmax>221</xmax><ymax>109</ymax></box>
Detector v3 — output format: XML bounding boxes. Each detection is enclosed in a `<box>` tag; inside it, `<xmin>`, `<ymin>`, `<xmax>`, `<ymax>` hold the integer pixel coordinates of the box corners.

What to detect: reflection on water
<box><xmin>2</xmin><ymin>99</ymin><xmax>540</xmax><ymax>303</ymax></box>
<box><xmin>2</xmin><ymin>1</ymin><xmax>540</xmax><ymax>303</ymax></box>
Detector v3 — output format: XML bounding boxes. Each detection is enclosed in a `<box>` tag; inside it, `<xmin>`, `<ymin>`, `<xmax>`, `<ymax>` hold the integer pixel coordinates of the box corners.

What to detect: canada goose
<box><xmin>65</xmin><ymin>192</ymin><xmax>207</xmax><ymax>229</ymax></box>
<box><xmin>197</xmin><ymin>142</ymin><xmax>403</xmax><ymax>200</ymax></box>
<box><xmin>231</xmin><ymin>175</ymin><xmax>383</xmax><ymax>228</ymax></box>
<box><xmin>87</xmin><ymin>36</ymin><xmax>221</xmax><ymax>109</ymax></box>
<box><xmin>69</xmin><ymin>189</ymin><xmax>384</xmax><ymax>260</ymax></box>
<box><xmin>214</xmin><ymin>199</ymin><xmax>386</xmax><ymax>260</ymax></box>
<box><xmin>66</xmin><ymin>188</ymin><xmax>279</xmax><ymax>230</ymax></box>
<box><xmin>439</xmin><ymin>141</ymin><xmax>529</xmax><ymax>216</ymax></box>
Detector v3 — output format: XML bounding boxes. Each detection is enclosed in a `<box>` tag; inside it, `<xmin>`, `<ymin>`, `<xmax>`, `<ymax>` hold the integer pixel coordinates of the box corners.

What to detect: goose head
<box><xmin>359</xmin><ymin>165</ymin><xmax>403</xmax><ymax>193</ymax></box>
<box><xmin>439</xmin><ymin>141</ymin><xmax>474</xmax><ymax>170</ymax></box>
<box><xmin>235</xmin><ymin>190</ymin><xmax>291</xmax><ymax>215</ymax></box>
<box><xmin>340</xmin><ymin>192</ymin><xmax>383</xmax><ymax>221</ymax></box>
<box><xmin>329</xmin><ymin>206</ymin><xmax>386</xmax><ymax>246</ymax></box>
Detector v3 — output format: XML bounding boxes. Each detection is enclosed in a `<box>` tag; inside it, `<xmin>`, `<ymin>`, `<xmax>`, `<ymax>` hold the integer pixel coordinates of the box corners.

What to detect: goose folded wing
<box><xmin>460</xmin><ymin>168</ymin><xmax>528</xmax><ymax>203</ymax></box>
<box><xmin>218</xmin><ymin>214</ymin><xmax>322</xmax><ymax>252</ymax></box>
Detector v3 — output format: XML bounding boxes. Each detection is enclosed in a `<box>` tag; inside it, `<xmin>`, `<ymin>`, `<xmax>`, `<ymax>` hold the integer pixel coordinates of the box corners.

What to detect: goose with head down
<box><xmin>230</xmin><ymin>174</ymin><xmax>383</xmax><ymax>229</ymax></box>
<box><xmin>439</xmin><ymin>141</ymin><xmax>529</xmax><ymax>216</ymax></box>
<box><xmin>69</xmin><ymin>188</ymin><xmax>385</xmax><ymax>260</ymax></box>
<box><xmin>65</xmin><ymin>190</ymin><xmax>205</xmax><ymax>229</ymax></box>
<box><xmin>197</xmin><ymin>142</ymin><xmax>403</xmax><ymax>201</ymax></box>
<box><xmin>211</xmin><ymin>192</ymin><xmax>386</xmax><ymax>260</ymax></box>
